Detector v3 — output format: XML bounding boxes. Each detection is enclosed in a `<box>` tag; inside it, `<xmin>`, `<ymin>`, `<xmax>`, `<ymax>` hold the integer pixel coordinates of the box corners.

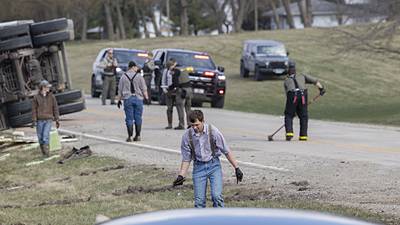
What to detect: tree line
<box><xmin>0</xmin><ymin>0</ymin><xmax>398</xmax><ymax>43</ymax></box>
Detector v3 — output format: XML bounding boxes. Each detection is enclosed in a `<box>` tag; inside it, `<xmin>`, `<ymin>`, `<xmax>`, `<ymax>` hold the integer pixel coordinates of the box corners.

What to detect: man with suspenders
<box><xmin>117</xmin><ymin>61</ymin><xmax>150</xmax><ymax>142</ymax></box>
<box><xmin>283</xmin><ymin>61</ymin><xmax>325</xmax><ymax>141</ymax></box>
<box><xmin>173</xmin><ymin>110</ymin><xmax>243</xmax><ymax>208</ymax></box>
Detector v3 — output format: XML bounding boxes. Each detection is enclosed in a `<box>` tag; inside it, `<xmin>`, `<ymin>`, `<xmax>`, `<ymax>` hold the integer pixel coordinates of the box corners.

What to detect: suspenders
<box><xmin>188</xmin><ymin>124</ymin><xmax>215</xmax><ymax>161</ymax></box>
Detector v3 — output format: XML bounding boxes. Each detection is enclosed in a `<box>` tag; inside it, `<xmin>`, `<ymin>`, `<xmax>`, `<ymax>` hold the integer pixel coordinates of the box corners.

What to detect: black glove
<box><xmin>31</xmin><ymin>121</ymin><xmax>36</xmax><ymax>128</ymax></box>
<box><xmin>235</xmin><ymin>167</ymin><xmax>243</xmax><ymax>184</ymax></box>
<box><xmin>173</xmin><ymin>175</ymin><xmax>185</xmax><ymax>187</ymax></box>
<box><xmin>144</xmin><ymin>98</ymin><xmax>151</xmax><ymax>105</ymax></box>
<box><xmin>117</xmin><ymin>100</ymin><xmax>122</xmax><ymax>109</ymax></box>
<box><xmin>56</xmin><ymin>120</ymin><xmax>60</xmax><ymax>129</ymax></box>
<box><xmin>319</xmin><ymin>87</ymin><xmax>326</xmax><ymax>96</ymax></box>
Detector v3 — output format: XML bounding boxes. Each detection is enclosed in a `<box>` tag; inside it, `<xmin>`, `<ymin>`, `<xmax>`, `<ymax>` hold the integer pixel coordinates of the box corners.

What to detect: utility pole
<box><xmin>166</xmin><ymin>0</ymin><xmax>170</xmax><ymax>21</ymax></box>
<box><xmin>254</xmin><ymin>0</ymin><xmax>258</xmax><ymax>31</ymax></box>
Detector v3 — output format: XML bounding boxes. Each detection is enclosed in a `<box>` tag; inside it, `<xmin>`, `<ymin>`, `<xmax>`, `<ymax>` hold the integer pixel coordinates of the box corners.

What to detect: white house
<box><xmin>263</xmin><ymin>0</ymin><xmax>380</xmax><ymax>30</ymax></box>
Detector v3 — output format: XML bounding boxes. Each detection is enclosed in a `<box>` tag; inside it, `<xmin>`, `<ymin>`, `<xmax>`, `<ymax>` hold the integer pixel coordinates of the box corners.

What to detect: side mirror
<box><xmin>154</xmin><ymin>60</ymin><xmax>162</xmax><ymax>66</ymax></box>
<box><xmin>217</xmin><ymin>66</ymin><xmax>225</xmax><ymax>72</ymax></box>
<box><xmin>251</xmin><ymin>52</ymin><xmax>255</xmax><ymax>57</ymax></box>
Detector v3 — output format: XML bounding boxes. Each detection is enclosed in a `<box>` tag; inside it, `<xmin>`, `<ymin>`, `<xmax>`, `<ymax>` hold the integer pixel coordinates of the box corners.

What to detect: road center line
<box><xmin>59</xmin><ymin>128</ymin><xmax>290</xmax><ymax>172</ymax></box>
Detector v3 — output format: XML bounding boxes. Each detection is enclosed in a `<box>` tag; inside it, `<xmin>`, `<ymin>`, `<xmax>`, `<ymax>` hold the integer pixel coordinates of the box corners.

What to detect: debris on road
<box><xmin>57</xmin><ymin>145</ymin><xmax>92</xmax><ymax>164</ymax></box>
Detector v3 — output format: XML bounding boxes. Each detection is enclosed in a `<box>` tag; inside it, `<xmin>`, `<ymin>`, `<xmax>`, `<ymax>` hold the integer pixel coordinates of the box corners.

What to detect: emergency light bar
<box><xmin>194</xmin><ymin>55</ymin><xmax>210</xmax><ymax>60</ymax></box>
<box><xmin>137</xmin><ymin>53</ymin><xmax>148</xmax><ymax>57</ymax></box>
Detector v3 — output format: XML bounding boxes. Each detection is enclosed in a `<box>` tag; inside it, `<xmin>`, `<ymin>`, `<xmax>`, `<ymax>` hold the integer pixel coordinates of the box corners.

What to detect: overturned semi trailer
<box><xmin>0</xmin><ymin>18</ymin><xmax>85</xmax><ymax>130</ymax></box>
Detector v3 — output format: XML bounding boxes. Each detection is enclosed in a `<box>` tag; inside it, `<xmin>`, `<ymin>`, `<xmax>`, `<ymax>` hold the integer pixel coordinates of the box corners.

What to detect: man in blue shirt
<box><xmin>173</xmin><ymin>110</ymin><xmax>243</xmax><ymax>208</ymax></box>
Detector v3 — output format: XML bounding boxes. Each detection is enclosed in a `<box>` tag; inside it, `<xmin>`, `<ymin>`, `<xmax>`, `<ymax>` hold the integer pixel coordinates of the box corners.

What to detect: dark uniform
<box><xmin>176</xmin><ymin>67</ymin><xmax>193</xmax><ymax>128</ymax></box>
<box><xmin>283</xmin><ymin>61</ymin><xmax>325</xmax><ymax>141</ymax></box>
<box><xmin>142</xmin><ymin>57</ymin><xmax>155</xmax><ymax>103</ymax></box>
<box><xmin>101</xmin><ymin>50</ymin><xmax>118</xmax><ymax>105</ymax></box>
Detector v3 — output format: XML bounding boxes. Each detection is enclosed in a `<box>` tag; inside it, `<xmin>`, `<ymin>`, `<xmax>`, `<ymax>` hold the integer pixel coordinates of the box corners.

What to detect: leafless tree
<box><xmin>282</xmin><ymin>0</ymin><xmax>295</xmax><ymax>29</ymax></box>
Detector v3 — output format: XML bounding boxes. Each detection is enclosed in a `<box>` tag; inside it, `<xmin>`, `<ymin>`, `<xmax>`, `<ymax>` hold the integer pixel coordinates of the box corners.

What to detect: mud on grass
<box><xmin>0</xmin><ymin>147</ymin><xmax>398</xmax><ymax>225</ymax></box>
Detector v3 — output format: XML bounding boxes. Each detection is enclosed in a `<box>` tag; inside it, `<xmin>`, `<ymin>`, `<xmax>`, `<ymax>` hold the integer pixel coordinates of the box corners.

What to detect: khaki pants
<box><xmin>102</xmin><ymin>75</ymin><xmax>116</xmax><ymax>105</ymax></box>
<box><xmin>176</xmin><ymin>87</ymin><xmax>192</xmax><ymax>127</ymax></box>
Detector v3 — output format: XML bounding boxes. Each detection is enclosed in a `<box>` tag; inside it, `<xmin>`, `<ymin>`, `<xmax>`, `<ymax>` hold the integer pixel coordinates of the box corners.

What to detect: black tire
<box><xmin>55</xmin><ymin>90</ymin><xmax>83</xmax><ymax>105</ymax></box>
<box><xmin>8</xmin><ymin>112</ymin><xmax>32</xmax><ymax>128</ymax></box>
<box><xmin>0</xmin><ymin>24</ymin><xmax>30</xmax><ymax>39</ymax></box>
<box><xmin>32</xmin><ymin>30</ymin><xmax>70</xmax><ymax>47</ymax></box>
<box><xmin>254</xmin><ymin>66</ymin><xmax>262</xmax><ymax>81</ymax></box>
<box><xmin>59</xmin><ymin>101</ymin><xmax>85</xmax><ymax>115</ymax></box>
<box><xmin>91</xmin><ymin>78</ymin><xmax>101</xmax><ymax>98</ymax></box>
<box><xmin>191</xmin><ymin>102</ymin><xmax>203</xmax><ymax>107</ymax></box>
<box><xmin>0</xmin><ymin>36</ymin><xmax>32</xmax><ymax>52</ymax></box>
<box><xmin>240</xmin><ymin>61</ymin><xmax>249</xmax><ymax>78</ymax></box>
<box><xmin>211</xmin><ymin>96</ymin><xmax>225</xmax><ymax>108</ymax></box>
<box><xmin>159</xmin><ymin>92</ymin><xmax>166</xmax><ymax>105</ymax></box>
<box><xmin>6</xmin><ymin>100</ymin><xmax>32</xmax><ymax>117</ymax></box>
<box><xmin>30</xmin><ymin>18</ymin><xmax>68</xmax><ymax>35</ymax></box>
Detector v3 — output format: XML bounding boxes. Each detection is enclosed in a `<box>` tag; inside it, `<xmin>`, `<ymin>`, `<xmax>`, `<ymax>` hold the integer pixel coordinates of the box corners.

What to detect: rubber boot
<box><xmin>286</xmin><ymin>132</ymin><xmax>294</xmax><ymax>141</ymax></box>
<box><xmin>133</xmin><ymin>124</ymin><xmax>141</xmax><ymax>141</ymax></box>
<box><xmin>126</xmin><ymin>125</ymin><xmax>133</xmax><ymax>142</ymax></box>
<box><xmin>43</xmin><ymin>145</ymin><xmax>50</xmax><ymax>157</ymax></box>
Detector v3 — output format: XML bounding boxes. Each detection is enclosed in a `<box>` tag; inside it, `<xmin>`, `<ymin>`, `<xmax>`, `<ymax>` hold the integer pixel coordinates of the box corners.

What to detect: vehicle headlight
<box><xmin>265</xmin><ymin>62</ymin><xmax>270</xmax><ymax>67</ymax></box>
<box><xmin>218</xmin><ymin>75</ymin><xmax>226</xmax><ymax>81</ymax></box>
<box><xmin>116</xmin><ymin>67</ymin><xmax>122</xmax><ymax>73</ymax></box>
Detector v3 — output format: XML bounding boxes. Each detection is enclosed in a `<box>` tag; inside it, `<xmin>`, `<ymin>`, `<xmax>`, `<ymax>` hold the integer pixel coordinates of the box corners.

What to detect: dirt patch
<box><xmin>112</xmin><ymin>184</ymin><xmax>193</xmax><ymax>196</ymax></box>
<box><xmin>225</xmin><ymin>189</ymin><xmax>272</xmax><ymax>202</ymax></box>
<box><xmin>0</xmin><ymin>204</ymin><xmax>22</xmax><ymax>209</ymax></box>
<box><xmin>35</xmin><ymin>196</ymin><xmax>91</xmax><ymax>207</ymax></box>
<box><xmin>79</xmin><ymin>165</ymin><xmax>124</xmax><ymax>176</ymax></box>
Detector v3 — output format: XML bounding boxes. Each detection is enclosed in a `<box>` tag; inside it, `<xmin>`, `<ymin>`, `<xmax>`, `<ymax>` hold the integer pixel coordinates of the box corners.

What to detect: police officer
<box><xmin>161</xmin><ymin>59</ymin><xmax>176</xmax><ymax>129</ymax></box>
<box><xmin>142</xmin><ymin>52</ymin><xmax>156</xmax><ymax>104</ymax></box>
<box><xmin>284</xmin><ymin>61</ymin><xmax>325</xmax><ymax>141</ymax></box>
<box><xmin>176</xmin><ymin>66</ymin><xmax>193</xmax><ymax>128</ymax></box>
<box><xmin>101</xmin><ymin>48</ymin><xmax>118</xmax><ymax>105</ymax></box>
<box><xmin>117</xmin><ymin>61</ymin><xmax>150</xmax><ymax>142</ymax></box>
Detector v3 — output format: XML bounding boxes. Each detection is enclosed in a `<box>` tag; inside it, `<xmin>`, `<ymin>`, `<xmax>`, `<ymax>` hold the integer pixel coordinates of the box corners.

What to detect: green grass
<box><xmin>66</xmin><ymin>27</ymin><xmax>400</xmax><ymax>125</ymax></box>
<box><xmin>0</xmin><ymin>146</ymin><xmax>398</xmax><ymax>225</ymax></box>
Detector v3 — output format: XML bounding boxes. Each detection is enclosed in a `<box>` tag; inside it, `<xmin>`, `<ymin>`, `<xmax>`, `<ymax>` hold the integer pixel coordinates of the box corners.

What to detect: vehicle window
<box><xmin>256</xmin><ymin>45</ymin><xmax>287</xmax><ymax>56</ymax></box>
<box><xmin>167</xmin><ymin>52</ymin><xmax>216</xmax><ymax>69</ymax></box>
<box><xmin>112</xmin><ymin>50</ymin><xmax>147</xmax><ymax>66</ymax></box>
<box><xmin>160</xmin><ymin>52</ymin><xmax>165</xmax><ymax>64</ymax></box>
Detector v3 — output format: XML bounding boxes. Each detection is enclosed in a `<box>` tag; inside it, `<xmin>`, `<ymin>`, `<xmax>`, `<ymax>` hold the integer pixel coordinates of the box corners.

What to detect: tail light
<box><xmin>203</xmin><ymin>71</ymin><xmax>215</xmax><ymax>77</ymax></box>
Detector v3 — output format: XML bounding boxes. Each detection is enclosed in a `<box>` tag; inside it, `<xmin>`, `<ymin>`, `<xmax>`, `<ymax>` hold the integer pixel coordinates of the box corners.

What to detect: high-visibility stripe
<box><xmin>299</xmin><ymin>136</ymin><xmax>308</xmax><ymax>140</ymax></box>
<box><xmin>286</xmin><ymin>133</ymin><xmax>294</xmax><ymax>137</ymax></box>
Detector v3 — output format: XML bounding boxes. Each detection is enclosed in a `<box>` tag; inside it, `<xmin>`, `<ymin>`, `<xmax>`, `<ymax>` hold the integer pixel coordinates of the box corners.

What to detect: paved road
<box><xmin>56</xmin><ymin>96</ymin><xmax>399</xmax><ymax>216</ymax></box>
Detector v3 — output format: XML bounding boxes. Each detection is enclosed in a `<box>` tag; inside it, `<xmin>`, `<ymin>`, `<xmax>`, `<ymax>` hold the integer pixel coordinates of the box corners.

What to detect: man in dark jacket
<box><xmin>283</xmin><ymin>61</ymin><xmax>325</xmax><ymax>141</ymax></box>
<box><xmin>32</xmin><ymin>80</ymin><xmax>60</xmax><ymax>157</ymax></box>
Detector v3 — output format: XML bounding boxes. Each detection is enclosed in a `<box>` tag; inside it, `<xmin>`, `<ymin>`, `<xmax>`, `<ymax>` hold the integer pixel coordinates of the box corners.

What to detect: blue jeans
<box><xmin>192</xmin><ymin>157</ymin><xmax>224</xmax><ymax>208</ymax></box>
<box><xmin>36</xmin><ymin>120</ymin><xmax>52</xmax><ymax>145</ymax></box>
<box><xmin>123</xmin><ymin>96</ymin><xmax>143</xmax><ymax>126</ymax></box>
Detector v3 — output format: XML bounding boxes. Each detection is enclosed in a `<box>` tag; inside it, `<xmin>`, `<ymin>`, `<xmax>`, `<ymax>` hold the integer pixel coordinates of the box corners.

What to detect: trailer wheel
<box><xmin>0</xmin><ymin>36</ymin><xmax>32</xmax><ymax>52</ymax></box>
<box><xmin>30</xmin><ymin>18</ymin><xmax>68</xmax><ymax>35</ymax></box>
<box><xmin>32</xmin><ymin>31</ymin><xmax>70</xmax><ymax>47</ymax></box>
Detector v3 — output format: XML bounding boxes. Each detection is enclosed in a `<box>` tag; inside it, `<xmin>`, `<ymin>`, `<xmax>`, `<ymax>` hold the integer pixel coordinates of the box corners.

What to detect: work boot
<box><xmin>299</xmin><ymin>136</ymin><xmax>308</xmax><ymax>141</ymax></box>
<box><xmin>126</xmin><ymin>125</ymin><xmax>133</xmax><ymax>142</ymax></box>
<box><xmin>165</xmin><ymin>124</ymin><xmax>172</xmax><ymax>129</ymax></box>
<box><xmin>110</xmin><ymin>101</ymin><xmax>116</xmax><ymax>105</ymax></box>
<box><xmin>174</xmin><ymin>125</ymin><xmax>184</xmax><ymax>130</ymax></box>
<box><xmin>43</xmin><ymin>145</ymin><xmax>50</xmax><ymax>157</ymax></box>
<box><xmin>39</xmin><ymin>144</ymin><xmax>45</xmax><ymax>155</ymax></box>
<box><xmin>133</xmin><ymin>124</ymin><xmax>141</xmax><ymax>141</ymax></box>
<box><xmin>286</xmin><ymin>132</ymin><xmax>294</xmax><ymax>141</ymax></box>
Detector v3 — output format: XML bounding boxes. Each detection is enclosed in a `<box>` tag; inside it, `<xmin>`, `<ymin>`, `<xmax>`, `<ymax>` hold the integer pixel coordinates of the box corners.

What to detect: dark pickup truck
<box><xmin>152</xmin><ymin>49</ymin><xmax>226</xmax><ymax>108</ymax></box>
<box><xmin>240</xmin><ymin>40</ymin><xmax>290</xmax><ymax>81</ymax></box>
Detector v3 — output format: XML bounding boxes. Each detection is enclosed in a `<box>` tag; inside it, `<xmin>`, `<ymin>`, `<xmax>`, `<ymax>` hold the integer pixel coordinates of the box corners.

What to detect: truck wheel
<box><xmin>0</xmin><ymin>24</ymin><xmax>30</xmax><ymax>39</ymax></box>
<box><xmin>55</xmin><ymin>90</ymin><xmax>83</xmax><ymax>105</ymax></box>
<box><xmin>32</xmin><ymin>30</ymin><xmax>70</xmax><ymax>47</ymax></box>
<box><xmin>8</xmin><ymin>112</ymin><xmax>32</xmax><ymax>128</ymax></box>
<box><xmin>211</xmin><ymin>96</ymin><xmax>225</xmax><ymax>108</ymax></box>
<box><xmin>30</xmin><ymin>18</ymin><xmax>68</xmax><ymax>35</ymax></box>
<box><xmin>0</xmin><ymin>36</ymin><xmax>32</xmax><ymax>52</ymax></box>
<box><xmin>6</xmin><ymin>100</ymin><xmax>32</xmax><ymax>117</ymax></box>
<box><xmin>59</xmin><ymin>101</ymin><xmax>85</xmax><ymax>115</ymax></box>
<box><xmin>240</xmin><ymin>62</ymin><xmax>249</xmax><ymax>78</ymax></box>
<box><xmin>254</xmin><ymin>66</ymin><xmax>262</xmax><ymax>81</ymax></box>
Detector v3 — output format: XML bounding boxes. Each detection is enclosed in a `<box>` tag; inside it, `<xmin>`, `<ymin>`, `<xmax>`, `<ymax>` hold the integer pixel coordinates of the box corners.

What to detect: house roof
<box><xmin>263</xmin><ymin>0</ymin><xmax>347</xmax><ymax>17</ymax></box>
